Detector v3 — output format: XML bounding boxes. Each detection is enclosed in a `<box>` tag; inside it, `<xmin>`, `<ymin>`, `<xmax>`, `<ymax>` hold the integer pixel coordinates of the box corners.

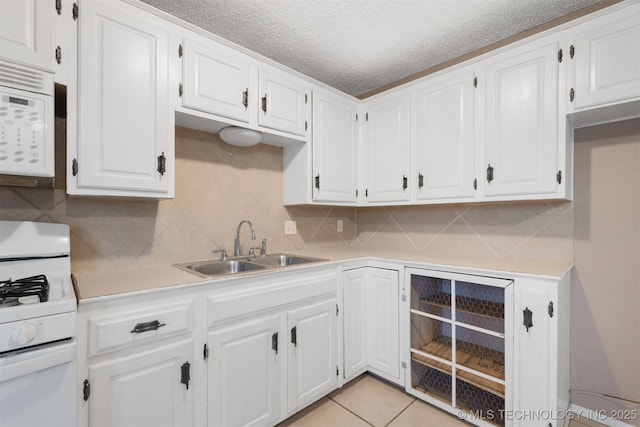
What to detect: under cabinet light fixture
<box><xmin>219</xmin><ymin>126</ymin><xmax>262</xmax><ymax>147</ymax></box>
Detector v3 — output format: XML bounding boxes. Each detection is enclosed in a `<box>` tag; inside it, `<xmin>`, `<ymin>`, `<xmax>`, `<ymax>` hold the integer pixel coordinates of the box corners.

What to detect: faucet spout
<box><xmin>234</xmin><ymin>220</ymin><xmax>256</xmax><ymax>256</ymax></box>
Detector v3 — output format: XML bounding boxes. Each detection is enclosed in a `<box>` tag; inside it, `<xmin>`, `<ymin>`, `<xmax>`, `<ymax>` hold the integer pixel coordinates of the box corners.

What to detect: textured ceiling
<box><xmin>142</xmin><ymin>0</ymin><xmax>602</xmax><ymax>97</ymax></box>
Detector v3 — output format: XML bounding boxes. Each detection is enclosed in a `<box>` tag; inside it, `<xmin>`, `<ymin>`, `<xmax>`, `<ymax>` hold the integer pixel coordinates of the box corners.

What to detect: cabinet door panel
<box><xmin>513</xmin><ymin>281</ymin><xmax>553</xmax><ymax>427</ymax></box>
<box><xmin>259</xmin><ymin>70</ymin><xmax>307</xmax><ymax>136</ymax></box>
<box><xmin>415</xmin><ymin>70</ymin><xmax>475</xmax><ymax>200</ymax></box>
<box><xmin>484</xmin><ymin>41</ymin><xmax>559</xmax><ymax>197</ymax></box>
<box><xmin>77</xmin><ymin>0</ymin><xmax>170</xmax><ymax>193</ymax></box>
<box><xmin>89</xmin><ymin>339</ymin><xmax>194</xmax><ymax>427</ymax></box>
<box><xmin>288</xmin><ymin>299</ymin><xmax>337</xmax><ymax>412</ymax></box>
<box><xmin>343</xmin><ymin>269</ymin><xmax>367</xmax><ymax>379</ymax></box>
<box><xmin>366</xmin><ymin>94</ymin><xmax>411</xmax><ymax>202</ymax></box>
<box><xmin>312</xmin><ymin>92</ymin><xmax>357</xmax><ymax>202</ymax></box>
<box><xmin>573</xmin><ymin>9</ymin><xmax>640</xmax><ymax>109</ymax></box>
<box><xmin>0</xmin><ymin>0</ymin><xmax>54</xmax><ymax>71</ymax></box>
<box><xmin>208</xmin><ymin>315</ymin><xmax>280</xmax><ymax>427</ymax></box>
<box><xmin>182</xmin><ymin>39</ymin><xmax>250</xmax><ymax>122</ymax></box>
<box><xmin>367</xmin><ymin>268</ymin><xmax>400</xmax><ymax>382</ymax></box>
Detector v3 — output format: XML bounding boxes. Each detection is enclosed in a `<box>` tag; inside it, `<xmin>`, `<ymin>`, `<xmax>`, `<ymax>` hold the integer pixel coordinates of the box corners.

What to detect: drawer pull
<box><xmin>130</xmin><ymin>320</ymin><xmax>166</xmax><ymax>334</ymax></box>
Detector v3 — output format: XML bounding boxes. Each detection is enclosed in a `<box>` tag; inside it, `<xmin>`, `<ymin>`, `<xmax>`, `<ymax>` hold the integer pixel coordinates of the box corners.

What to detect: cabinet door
<box><xmin>365</xmin><ymin>93</ymin><xmax>411</xmax><ymax>202</ymax></box>
<box><xmin>513</xmin><ymin>280</ymin><xmax>555</xmax><ymax>427</ymax></box>
<box><xmin>571</xmin><ymin>5</ymin><xmax>640</xmax><ymax>110</ymax></box>
<box><xmin>312</xmin><ymin>91</ymin><xmax>358</xmax><ymax>202</ymax></box>
<box><xmin>0</xmin><ymin>0</ymin><xmax>54</xmax><ymax>71</ymax></box>
<box><xmin>182</xmin><ymin>38</ymin><xmax>251</xmax><ymax>123</ymax></box>
<box><xmin>75</xmin><ymin>0</ymin><xmax>172</xmax><ymax>195</ymax></box>
<box><xmin>258</xmin><ymin>69</ymin><xmax>307</xmax><ymax>136</ymax></box>
<box><xmin>208</xmin><ymin>314</ymin><xmax>280</xmax><ymax>427</ymax></box>
<box><xmin>343</xmin><ymin>269</ymin><xmax>368</xmax><ymax>380</ymax></box>
<box><xmin>483</xmin><ymin>39</ymin><xmax>560</xmax><ymax>197</ymax></box>
<box><xmin>89</xmin><ymin>339</ymin><xmax>194</xmax><ymax>427</ymax></box>
<box><xmin>288</xmin><ymin>298</ymin><xmax>338</xmax><ymax>412</ymax></box>
<box><xmin>415</xmin><ymin>69</ymin><xmax>476</xmax><ymax>200</ymax></box>
<box><xmin>367</xmin><ymin>268</ymin><xmax>400</xmax><ymax>383</ymax></box>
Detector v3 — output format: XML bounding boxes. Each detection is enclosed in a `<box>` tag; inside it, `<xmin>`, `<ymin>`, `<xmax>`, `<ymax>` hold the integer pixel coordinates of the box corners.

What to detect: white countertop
<box><xmin>73</xmin><ymin>247</ymin><xmax>572</xmax><ymax>301</ymax></box>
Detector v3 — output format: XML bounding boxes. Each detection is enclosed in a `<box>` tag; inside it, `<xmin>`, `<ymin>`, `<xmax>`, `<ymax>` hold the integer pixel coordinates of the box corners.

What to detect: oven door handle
<box><xmin>0</xmin><ymin>342</ymin><xmax>74</xmax><ymax>383</ymax></box>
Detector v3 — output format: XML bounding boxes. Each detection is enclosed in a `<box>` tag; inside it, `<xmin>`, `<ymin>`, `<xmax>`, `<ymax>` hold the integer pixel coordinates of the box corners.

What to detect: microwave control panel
<box><xmin>0</xmin><ymin>88</ymin><xmax>54</xmax><ymax>177</ymax></box>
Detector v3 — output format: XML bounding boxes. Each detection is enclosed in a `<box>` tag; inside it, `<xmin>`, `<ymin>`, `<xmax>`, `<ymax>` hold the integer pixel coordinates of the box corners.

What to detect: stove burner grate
<box><xmin>0</xmin><ymin>274</ymin><xmax>50</xmax><ymax>305</ymax></box>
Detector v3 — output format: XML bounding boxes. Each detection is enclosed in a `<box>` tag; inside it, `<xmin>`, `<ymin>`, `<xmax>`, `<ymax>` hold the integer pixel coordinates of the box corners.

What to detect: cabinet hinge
<box><xmin>82</xmin><ymin>379</ymin><xmax>90</xmax><ymax>401</ymax></box>
<box><xmin>365</xmin><ymin>188</ymin><xmax>368</xmax><ymax>197</ymax></box>
<box><xmin>569</xmin><ymin>88</ymin><xmax>575</xmax><ymax>102</ymax></box>
<box><xmin>203</xmin><ymin>343</ymin><xmax>209</xmax><ymax>360</ymax></box>
<box><xmin>56</xmin><ymin>0</ymin><xmax>62</xmax><ymax>15</ymax></box>
<box><xmin>336</xmin><ymin>304</ymin><xmax>339</xmax><ymax>316</ymax></box>
<box><xmin>305</xmin><ymin>120</ymin><xmax>308</xmax><ymax>132</ymax></box>
<box><xmin>157</xmin><ymin>152</ymin><xmax>166</xmax><ymax>176</ymax></box>
<box><xmin>72</xmin><ymin>158</ymin><xmax>78</xmax><ymax>176</ymax></box>
<box><xmin>473</xmin><ymin>76</ymin><xmax>478</xmax><ymax>88</ymax></box>
<box><xmin>72</xmin><ymin>2</ymin><xmax>78</xmax><ymax>20</ymax></box>
<box><xmin>272</xmin><ymin>332</ymin><xmax>279</xmax><ymax>354</ymax></box>
<box><xmin>336</xmin><ymin>366</ymin><xmax>339</xmax><ymax>376</ymax></box>
<box><xmin>315</xmin><ymin>174</ymin><xmax>320</xmax><ymax>189</ymax></box>
<box><xmin>355</xmin><ymin>113</ymin><xmax>358</xmax><ymax>122</ymax></box>
<box><xmin>557</xmin><ymin>48</ymin><xmax>563</xmax><ymax>63</ymax></box>
<box><xmin>55</xmin><ymin>46</ymin><xmax>62</xmax><ymax>65</ymax></box>
<box><xmin>570</xmin><ymin>45</ymin><xmax>575</xmax><ymax>59</ymax></box>
<box><xmin>290</xmin><ymin>326</ymin><xmax>297</xmax><ymax>346</ymax></box>
<box><xmin>365</xmin><ymin>112</ymin><xmax>368</xmax><ymax>121</ymax></box>
<box><xmin>305</xmin><ymin>93</ymin><xmax>308</xmax><ymax>104</ymax></box>
<box><xmin>401</xmin><ymin>294</ymin><xmax>407</xmax><ymax>302</ymax></box>
<box><xmin>178</xmin><ymin>83</ymin><xmax>183</xmax><ymax>97</ymax></box>
<box><xmin>556</xmin><ymin>170</ymin><xmax>562</xmax><ymax>184</ymax></box>
<box><xmin>418</xmin><ymin>173</ymin><xmax>424</xmax><ymax>189</ymax></box>
<box><xmin>548</xmin><ymin>301</ymin><xmax>554</xmax><ymax>318</ymax></box>
<box><xmin>486</xmin><ymin>164</ymin><xmax>494</xmax><ymax>183</ymax></box>
<box><xmin>473</xmin><ymin>178</ymin><xmax>477</xmax><ymax>190</ymax></box>
<box><xmin>178</xmin><ymin>44</ymin><xmax>183</xmax><ymax>58</ymax></box>
<box><xmin>401</xmin><ymin>361</ymin><xmax>407</xmax><ymax>369</ymax></box>
<box><xmin>355</xmin><ymin>189</ymin><xmax>358</xmax><ymax>197</ymax></box>
<box><xmin>180</xmin><ymin>361</ymin><xmax>191</xmax><ymax>390</ymax></box>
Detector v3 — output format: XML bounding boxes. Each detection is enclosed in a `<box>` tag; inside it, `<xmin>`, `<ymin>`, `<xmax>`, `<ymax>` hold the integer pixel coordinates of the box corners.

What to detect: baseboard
<box><xmin>569</xmin><ymin>403</ymin><xmax>635</xmax><ymax>427</ymax></box>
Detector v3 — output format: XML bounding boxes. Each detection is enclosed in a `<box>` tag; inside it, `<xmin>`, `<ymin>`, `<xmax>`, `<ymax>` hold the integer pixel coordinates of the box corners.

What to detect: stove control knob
<box><xmin>10</xmin><ymin>323</ymin><xmax>38</xmax><ymax>347</ymax></box>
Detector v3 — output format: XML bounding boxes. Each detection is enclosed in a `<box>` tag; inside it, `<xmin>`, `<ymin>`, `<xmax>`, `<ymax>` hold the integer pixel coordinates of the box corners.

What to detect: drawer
<box><xmin>87</xmin><ymin>301</ymin><xmax>192</xmax><ymax>357</ymax></box>
<box><xmin>208</xmin><ymin>271</ymin><xmax>337</xmax><ymax>325</ymax></box>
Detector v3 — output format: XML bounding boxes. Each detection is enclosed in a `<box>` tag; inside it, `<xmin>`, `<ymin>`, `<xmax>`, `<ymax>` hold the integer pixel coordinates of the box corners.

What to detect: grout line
<box><xmin>384</xmin><ymin>398</ymin><xmax>418</xmax><ymax>427</ymax></box>
<box><xmin>327</xmin><ymin>396</ymin><xmax>375</xmax><ymax>426</ymax></box>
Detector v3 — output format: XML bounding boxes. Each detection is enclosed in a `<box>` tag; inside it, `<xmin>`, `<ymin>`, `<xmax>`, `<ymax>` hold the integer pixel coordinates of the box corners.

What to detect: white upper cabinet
<box><xmin>312</xmin><ymin>91</ymin><xmax>358</xmax><ymax>203</ymax></box>
<box><xmin>415</xmin><ymin>67</ymin><xmax>476</xmax><ymax>201</ymax></box>
<box><xmin>568</xmin><ymin>2</ymin><xmax>640</xmax><ymax>112</ymax></box>
<box><xmin>482</xmin><ymin>36</ymin><xmax>562</xmax><ymax>198</ymax></box>
<box><xmin>181</xmin><ymin>39</ymin><xmax>251</xmax><ymax>123</ymax></box>
<box><xmin>71</xmin><ymin>0</ymin><xmax>174</xmax><ymax>197</ymax></box>
<box><xmin>259</xmin><ymin>68</ymin><xmax>308</xmax><ymax>136</ymax></box>
<box><xmin>364</xmin><ymin>93</ymin><xmax>411</xmax><ymax>203</ymax></box>
<box><xmin>0</xmin><ymin>0</ymin><xmax>54</xmax><ymax>72</ymax></box>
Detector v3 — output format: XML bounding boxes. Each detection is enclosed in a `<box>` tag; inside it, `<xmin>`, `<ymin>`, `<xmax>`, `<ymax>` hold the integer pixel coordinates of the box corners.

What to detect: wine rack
<box><xmin>409</xmin><ymin>270</ymin><xmax>513</xmax><ymax>426</ymax></box>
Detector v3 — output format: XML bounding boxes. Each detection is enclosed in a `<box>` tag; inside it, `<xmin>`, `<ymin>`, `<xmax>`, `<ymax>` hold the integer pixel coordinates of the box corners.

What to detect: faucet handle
<box><xmin>260</xmin><ymin>238</ymin><xmax>267</xmax><ymax>256</ymax></box>
<box><xmin>248</xmin><ymin>246</ymin><xmax>260</xmax><ymax>257</ymax></box>
<box><xmin>212</xmin><ymin>249</ymin><xmax>227</xmax><ymax>261</ymax></box>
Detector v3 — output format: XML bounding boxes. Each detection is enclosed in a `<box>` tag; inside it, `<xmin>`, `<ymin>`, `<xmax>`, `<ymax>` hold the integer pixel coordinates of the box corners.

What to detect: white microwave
<box><xmin>0</xmin><ymin>60</ymin><xmax>55</xmax><ymax>178</ymax></box>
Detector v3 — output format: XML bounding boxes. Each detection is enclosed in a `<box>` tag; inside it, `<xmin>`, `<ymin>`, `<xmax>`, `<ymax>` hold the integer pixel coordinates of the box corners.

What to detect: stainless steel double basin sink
<box><xmin>173</xmin><ymin>253</ymin><xmax>327</xmax><ymax>278</ymax></box>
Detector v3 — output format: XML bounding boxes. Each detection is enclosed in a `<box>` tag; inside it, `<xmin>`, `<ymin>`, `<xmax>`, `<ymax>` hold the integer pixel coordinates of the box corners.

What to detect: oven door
<box><xmin>0</xmin><ymin>339</ymin><xmax>76</xmax><ymax>427</ymax></box>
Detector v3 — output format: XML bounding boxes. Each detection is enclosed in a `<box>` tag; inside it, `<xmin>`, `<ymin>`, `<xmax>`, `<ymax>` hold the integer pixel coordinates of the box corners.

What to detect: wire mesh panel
<box><xmin>410</xmin><ymin>275</ymin><xmax>452</xmax><ymax>319</ymax></box>
<box><xmin>455</xmin><ymin>326</ymin><xmax>505</xmax><ymax>381</ymax></box>
<box><xmin>410</xmin><ymin>314</ymin><xmax>452</xmax><ymax>362</ymax></box>
<box><xmin>456</xmin><ymin>281</ymin><xmax>505</xmax><ymax>333</ymax></box>
<box><xmin>411</xmin><ymin>358</ymin><xmax>452</xmax><ymax>405</ymax></box>
<box><xmin>456</xmin><ymin>374</ymin><xmax>506</xmax><ymax>426</ymax></box>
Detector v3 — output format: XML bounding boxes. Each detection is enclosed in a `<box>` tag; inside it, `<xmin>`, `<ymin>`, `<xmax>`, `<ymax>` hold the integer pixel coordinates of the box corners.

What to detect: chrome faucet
<box><xmin>234</xmin><ymin>220</ymin><xmax>256</xmax><ymax>256</ymax></box>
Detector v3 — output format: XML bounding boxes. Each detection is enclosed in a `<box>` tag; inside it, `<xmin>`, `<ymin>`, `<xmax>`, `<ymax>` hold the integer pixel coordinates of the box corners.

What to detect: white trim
<box><xmin>569</xmin><ymin>403</ymin><xmax>635</xmax><ymax>427</ymax></box>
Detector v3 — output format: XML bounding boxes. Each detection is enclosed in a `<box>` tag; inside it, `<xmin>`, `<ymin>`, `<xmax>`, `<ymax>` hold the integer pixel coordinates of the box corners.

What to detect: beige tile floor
<box><xmin>278</xmin><ymin>374</ymin><xmax>605</xmax><ymax>427</ymax></box>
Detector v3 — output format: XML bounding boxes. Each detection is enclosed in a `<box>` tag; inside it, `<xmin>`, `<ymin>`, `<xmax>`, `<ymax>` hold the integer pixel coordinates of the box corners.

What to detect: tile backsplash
<box><xmin>0</xmin><ymin>126</ymin><xmax>572</xmax><ymax>273</ymax></box>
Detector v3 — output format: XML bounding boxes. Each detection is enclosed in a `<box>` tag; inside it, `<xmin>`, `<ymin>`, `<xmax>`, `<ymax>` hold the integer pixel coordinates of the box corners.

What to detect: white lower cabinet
<box><xmin>78</xmin><ymin>297</ymin><xmax>201</xmax><ymax>427</ymax></box>
<box><xmin>89</xmin><ymin>339</ymin><xmax>195</xmax><ymax>427</ymax></box>
<box><xmin>343</xmin><ymin>267</ymin><xmax>402</xmax><ymax>385</ymax></box>
<box><xmin>208</xmin><ymin>314</ymin><xmax>280</xmax><ymax>427</ymax></box>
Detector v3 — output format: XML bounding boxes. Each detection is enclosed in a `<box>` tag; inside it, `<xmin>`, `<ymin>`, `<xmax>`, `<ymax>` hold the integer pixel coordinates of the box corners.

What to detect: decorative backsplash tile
<box><xmin>0</xmin><ymin>126</ymin><xmax>572</xmax><ymax>273</ymax></box>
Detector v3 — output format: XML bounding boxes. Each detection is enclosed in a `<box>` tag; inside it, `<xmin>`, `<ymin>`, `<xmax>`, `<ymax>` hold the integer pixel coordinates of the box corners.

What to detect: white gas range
<box><xmin>0</xmin><ymin>220</ymin><xmax>77</xmax><ymax>427</ymax></box>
